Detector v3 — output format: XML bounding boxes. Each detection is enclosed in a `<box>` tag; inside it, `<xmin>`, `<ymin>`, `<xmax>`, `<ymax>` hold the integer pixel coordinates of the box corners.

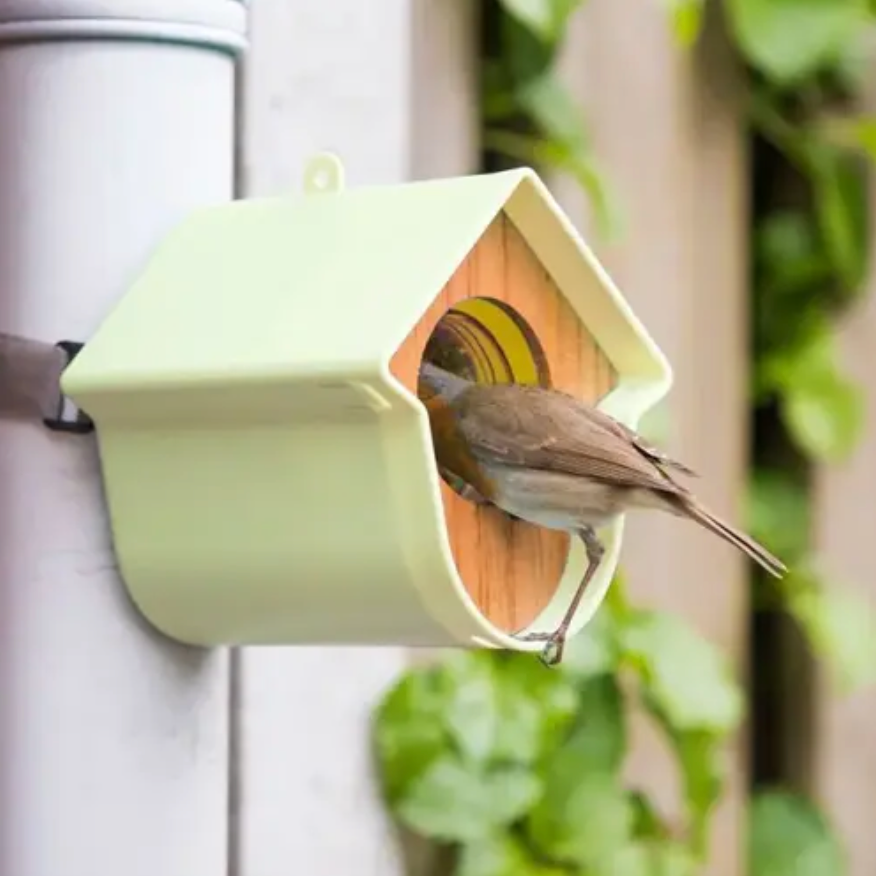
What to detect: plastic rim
<box><xmin>0</xmin><ymin>0</ymin><xmax>248</xmax><ymax>52</ymax></box>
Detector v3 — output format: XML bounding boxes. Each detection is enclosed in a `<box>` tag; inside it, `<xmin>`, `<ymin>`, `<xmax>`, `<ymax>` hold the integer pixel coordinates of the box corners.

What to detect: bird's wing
<box><xmin>455</xmin><ymin>384</ymin><xmax>687</xmax><ymax>495</ymax></box>
<box><xmin>579</xmin><ymin>405</ymin><xmax>698</xmax><ymax>477</ymax></box>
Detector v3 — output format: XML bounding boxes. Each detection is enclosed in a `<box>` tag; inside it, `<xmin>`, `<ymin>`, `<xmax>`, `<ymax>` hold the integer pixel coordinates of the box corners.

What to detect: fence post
<box><xmin>557</xmin><ymin>4</ymin><xmax>749</xmax><ymax>874</ymax></box>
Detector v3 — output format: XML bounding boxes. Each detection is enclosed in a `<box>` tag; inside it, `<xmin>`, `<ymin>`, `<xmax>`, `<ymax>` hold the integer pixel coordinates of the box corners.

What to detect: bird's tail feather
<box><xmin>682</xmin><ymin>499</ymin><xmax>787</xmax><ymax>578</ymax></box>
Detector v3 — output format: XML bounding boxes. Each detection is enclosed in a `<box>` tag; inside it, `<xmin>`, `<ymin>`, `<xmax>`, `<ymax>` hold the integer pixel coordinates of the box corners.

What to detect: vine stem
<box><xmin>747</xmin><ymin>90</ymin><xmax>813</xmax><ymax>171</ymax></box>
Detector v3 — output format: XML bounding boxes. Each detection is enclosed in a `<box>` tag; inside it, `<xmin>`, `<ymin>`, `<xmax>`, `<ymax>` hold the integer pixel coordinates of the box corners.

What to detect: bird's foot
<box><xmin>516</xmin><ymin>629</ymin><xmax>567</xmax><ymax>668</ymax></box>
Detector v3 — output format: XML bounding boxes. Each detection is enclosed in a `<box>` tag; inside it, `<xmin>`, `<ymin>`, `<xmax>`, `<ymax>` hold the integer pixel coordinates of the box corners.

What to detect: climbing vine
<box><xmin>373</xmin><ymin>1</ymin><xmax>876</xmax><ymax>874</ymax></box>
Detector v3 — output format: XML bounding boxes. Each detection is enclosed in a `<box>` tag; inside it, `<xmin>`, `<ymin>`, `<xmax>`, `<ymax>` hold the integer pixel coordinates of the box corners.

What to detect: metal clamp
<box><xmin>42</xmin><ymin>341</ymin><xmax>95</xmax><ymax>434</ymax></box>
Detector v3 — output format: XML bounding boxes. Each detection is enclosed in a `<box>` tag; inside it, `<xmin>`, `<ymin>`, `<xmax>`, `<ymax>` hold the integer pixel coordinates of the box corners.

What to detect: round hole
<box><xmin>421</xmin><ymin>297</ymin><xmax>552</xmax><ymax>498</ymax></box>
<box><xmin>422</xmin><ymin>296</ymin><xmax>552</xmax><ymax>389</ymax></box>
<box><xmin>417</xmin><ymin>298</ymin><xmax>568</xmax><ymax>635</ymax></box>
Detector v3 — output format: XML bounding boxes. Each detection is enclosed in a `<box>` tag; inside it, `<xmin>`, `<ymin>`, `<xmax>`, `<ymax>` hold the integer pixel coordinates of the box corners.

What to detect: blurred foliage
<box><xmin>373</xmin><ymin>0</ymin><xmax>876</xmax><ymax>873</ymax></box>
<box><xmin>481</xmin><ymin>0</ymin><xmax>618</xmax><ymax>236</ymax></box>
<box><xmin>375</xmin><ymin>577</ymin><xmax>739</xmax><ymax>874</ymax></box>
<box><xmin>750</xmin><ymin>791</ymin><xmax>845</xmax><ymax>876</ymax></box>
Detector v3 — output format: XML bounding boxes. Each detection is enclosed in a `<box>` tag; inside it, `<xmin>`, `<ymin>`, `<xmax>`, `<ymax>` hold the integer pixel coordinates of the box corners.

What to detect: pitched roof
<box><xmin>65</xmin><ymin>167</ymin><xmax>670</xmax><ymax>427</ymax></box>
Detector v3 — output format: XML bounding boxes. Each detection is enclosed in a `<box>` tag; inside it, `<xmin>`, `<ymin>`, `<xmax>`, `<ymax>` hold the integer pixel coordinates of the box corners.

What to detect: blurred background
<box><xmin>238</xmin><ymin>2</ymin><xmax>876</xmax><ymax>874</ymax></box>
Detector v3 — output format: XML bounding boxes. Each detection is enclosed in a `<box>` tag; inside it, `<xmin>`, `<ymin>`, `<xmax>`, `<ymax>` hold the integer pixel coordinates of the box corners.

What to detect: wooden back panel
<box><xmin>390</xmin><ymin>211</ymin><xmax>616</xmax><ymax>633</ymax></box>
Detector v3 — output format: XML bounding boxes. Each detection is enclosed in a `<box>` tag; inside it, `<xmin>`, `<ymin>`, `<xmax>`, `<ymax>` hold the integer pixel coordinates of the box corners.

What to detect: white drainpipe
<box><xmin>0</xmin><ymin>2</ymin><xmax>247</xmax><ymax>873</ymax></box>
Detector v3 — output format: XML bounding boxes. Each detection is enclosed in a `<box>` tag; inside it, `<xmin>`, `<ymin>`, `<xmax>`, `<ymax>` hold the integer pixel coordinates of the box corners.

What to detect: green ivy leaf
<box><xmin>373</xmin><ymin>667</ymin><xmax>453</xmax><ymax>803</ymax></box>
<box><xmin>481</xmin><ymin>60</ymin><xmax>518</xmax><ymax>122</ymax></box>
<box><xmin>750</xmin><ymin>790</ymin><xmax>845</xmax><ymax>876</ymax></box>
<box><xmin>820</xmin><ymin>115</ymin><xmax>876</xmax><ymax>161</ymax></box>
<box><xmin>748</xmin><ymin>89</ymin><xmax>812</xmax><ymax>165</ymax></box>
<box><xmin>562</xmin><ymin>605</ymin><xmax>619</xmax><ymax>678</ymax></box>
<box><xmin>526</xmin><ymin>770</ymin><xmax>633</xmax><ymax>868</ymax></box>
<box><xmin>638</xmin><ymin>688</ymin><xmax>725</xmax><ymax>856</ymax></box>
<box><xmin>609</xmin><ymin>841</ymin><xmax>699</xmax><ymax>876</ymax></box>
<box><xmin>483</xmin><ymin>73</ymin><xmax>619</xmax><ymax>239</ymax></box>
<box><xmin>756</xmin><ymin>210</ymin><xmax>819</xmax><ymax>275</ymax></box>
<box><xmin>671</xmin><ymin>729</ymin><xmax>726</xmax><ymax>855</ymax></box>
<box><xmin>754</xmin><ymin>211</ymin><xmax>829</xmax><ymax>317</ymax></box>
<box><xmin>456</xmin><ymin>834</ymin><xmax>567</xmax><ymax>876</ymax></box>
<box><xmin>567</xmin><ymin>674</ymin><xmax>627</xmax><ymax>773</ymax></box>
<box><xmin>624</xmin><ymin>612</ymin><xmax>737</xmax><ymax>847</ymax></box>
<box><xmin>490</xmin><ymin>653</ymin><xmax>579</xmax><ymax>765</ymax></box>
<box><xmin>783</xmin><ymin>567</ymin><xmax>876</xmax><ymax>692</ymax></box>
<box><xmin>747</xmin><ymin>470</ymin><xmax>810</xmax><ymax>563</ymax></box>
<box><xmin>525</xmin><ymin>675</ymin><xmax>629</xmax><ymax>867</ymax></box>
<box><xmin>499</xmin><ymin>13</ymin><xmax>557</xmax><ymax>84</ymax></box>
<box><xmin>397</xmin><ymin>755</ymin><xmax>542</xmax><ymax>842</ymax></box>
<box><xmin>758</xmin><ymin>312</ymin><xmax>833</xmax><ymax>396</ymax></box>
<box><xmin>765</xmin><ymin>321</ymin><xmax>865</xmax><ymax>462</ymax></box>
<box><xmin>752</xmin><ymin>212</ymin><xmax>833</xmax><ymax>379</ymax></box>
<box><xmin>444</xmin><ymin>653</ymin><xmax>500</xmax><ymax>765</ymax></box>
<box><xmin>810</xmin><ymin>148</ymin><xmax>868</xmax><ymax>293</ymax></box>
<box><xmin>621</xmin><ymin>610</ymin><xmax>744</xmax><ymax>734</ymax></box>
<box><xmin>783</xmin><ymin>365</ymin><xmax>864</xmax><ymax>462</ymax></box>
<box><xmin>726</xmin><ymin>0</ymin><xmax>868</xmax><ymax>85</ymax></box>
<box><xmin>845</xmin><ymin>116</ymin><xmax>876</xmax><ymax>161</ymax></box>
<box><xmin>832</xmin><ymin>30</ymin><xmax>873</xmax><ymax>91</ymax></box>
<box><xmin>518</xmin><ymin>74</ymin><xmax>586</xmax><ymax>148</ymax></box>
<box><xmin>497</xmin><ymin>0</ymin><xmax>584</xmax><ymax>44</ymax></box>
<box><xmin>483</xmin><ymin>128</ymin><xmax>619</xmax><ymax>238</ymax></box>
<box><xmin>515</xmin><ymin>76</ymin><xmax>618</xmax><ymax>230</ymax></box>
<box><xmin>628</xmin><ymin>791</ymin><xmax>671</xmax><ymax>841</ymax></box>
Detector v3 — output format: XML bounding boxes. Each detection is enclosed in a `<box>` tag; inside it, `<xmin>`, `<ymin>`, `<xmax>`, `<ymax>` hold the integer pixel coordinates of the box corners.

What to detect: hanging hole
<box><xmin>302</xmin><ymin>153</ymin><xmax>345</xmax><ymax>194</ymax></box>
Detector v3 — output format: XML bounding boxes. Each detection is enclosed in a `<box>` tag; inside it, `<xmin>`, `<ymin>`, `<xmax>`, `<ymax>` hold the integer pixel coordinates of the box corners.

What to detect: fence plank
<box><xmin>557</xmin><ymin>4</ymin><xmax>748</xmax><ymax>874</ymax></box>
<box><xmin>234</xmin><ymin>2</ymin><xmax>477</xmax><ymax>873</ymax></box>
<box><xmin>409</xmin><ymin>0</ymin><xmax>480</xmax><ymax>180</ymax></box>
<box><xmin>811</xmin><ymin>189</ymin><xmax>876</xmax><ymax>876</ymax></box>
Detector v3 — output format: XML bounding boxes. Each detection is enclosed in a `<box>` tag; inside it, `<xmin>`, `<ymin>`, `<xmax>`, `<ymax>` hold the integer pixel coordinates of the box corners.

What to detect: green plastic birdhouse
<box><xmin>62</xmin><ymin>153</ymin><xmax>672</xmax><ymax>650</ymax></box>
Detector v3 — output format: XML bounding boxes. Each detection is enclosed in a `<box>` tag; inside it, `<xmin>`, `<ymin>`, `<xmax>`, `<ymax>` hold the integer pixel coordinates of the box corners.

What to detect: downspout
<box><xmin>0</xmin><ymin>2</ymin><xmax>247</xmax><ymax>874</ymax></box>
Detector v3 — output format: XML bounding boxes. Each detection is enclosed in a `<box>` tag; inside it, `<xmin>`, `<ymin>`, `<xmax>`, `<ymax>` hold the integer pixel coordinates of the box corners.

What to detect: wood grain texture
<box><xmin>391</xmin><ymin>212</ymin><xmax>615</xmax><ymax>632</ymax></box>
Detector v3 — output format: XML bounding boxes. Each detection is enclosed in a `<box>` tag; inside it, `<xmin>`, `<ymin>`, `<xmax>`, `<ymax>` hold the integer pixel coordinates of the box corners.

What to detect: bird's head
<box><xmin>417</xmin><ymin>361</ymin><xmax>473</xmax><ymax>404</ymax></box>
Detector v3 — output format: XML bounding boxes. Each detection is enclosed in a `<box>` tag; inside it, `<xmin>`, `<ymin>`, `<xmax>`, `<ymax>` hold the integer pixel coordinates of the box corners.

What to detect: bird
<box><xmin>417</xmin><ymin>361</ymin><xmax>786</xmax><ymax>667</ymax></box>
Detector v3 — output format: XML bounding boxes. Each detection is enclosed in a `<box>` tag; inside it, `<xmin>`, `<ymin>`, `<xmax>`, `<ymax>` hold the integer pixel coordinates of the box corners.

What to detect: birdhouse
<box><xmin>62</xmin><ymin>154</ymin><xmax>671</xmax><ymax>651</ymax></box>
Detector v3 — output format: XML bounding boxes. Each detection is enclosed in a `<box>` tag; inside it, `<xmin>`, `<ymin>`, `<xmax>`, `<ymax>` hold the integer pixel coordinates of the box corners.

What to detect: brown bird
<box><xmin>418</xmin><ymin>362</ymin><xmax>786</xmax><ymax>666</ymax></box>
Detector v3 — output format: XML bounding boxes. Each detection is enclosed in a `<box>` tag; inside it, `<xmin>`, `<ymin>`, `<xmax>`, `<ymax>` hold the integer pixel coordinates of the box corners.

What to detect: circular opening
<box><xmin>420</xmin><ymin>297</ymin><xmax>552</xmax><ymax>500</ymax></box>
<box><xmin>422</xmin><ymin>296</ymin><xmax>552</xmax><ymax>390</ymax></box>
<box><xmin>417</xmin><ymin>298</ymin><xmax>569</xmax><ymax>636</ymax></box>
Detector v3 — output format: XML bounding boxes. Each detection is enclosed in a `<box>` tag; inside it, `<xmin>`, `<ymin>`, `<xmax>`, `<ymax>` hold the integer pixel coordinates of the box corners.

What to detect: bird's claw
<box><xmin>517</xmin><ymin>630</ymin><xmax>566</xmax><ymax>668</ymax></box>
